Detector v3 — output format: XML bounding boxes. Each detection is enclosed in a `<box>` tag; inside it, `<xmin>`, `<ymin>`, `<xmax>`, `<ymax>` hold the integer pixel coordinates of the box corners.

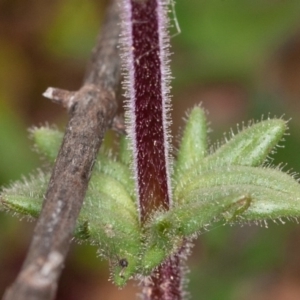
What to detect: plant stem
<box><xmin>142</xmin><ymin>254</ymin><xmax>183</xmax><ymax>300</ymax></box>
<box><xmin>122</xmin><ymin>0</ymin><xmax>172</xmax><ymax>222</ymax></box>
<box><xmin>122</xmin><ymin>0</ymin><xmax>184</xmax><ymax>298</ymax></box>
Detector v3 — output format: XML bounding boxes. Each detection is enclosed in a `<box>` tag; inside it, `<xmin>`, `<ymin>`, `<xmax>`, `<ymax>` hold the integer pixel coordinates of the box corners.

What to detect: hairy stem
<box><xmin>123</xmin><ymin>0</ymin><xmax>172</xmax><ymax>223</ymax></box>
<box><xmin>130</xmin><ymin>0</ymin><xmax>172</xmax><ymax>223</ymax></box>
<box><xmin>122</xmin><ymin>0</ymin><xmax>183</xmax><ymax>298</ymax></box>
<box><xmin>143</xmin><ymin>254</ymin><xmax>183</xmax><ymax>300</ymax></box>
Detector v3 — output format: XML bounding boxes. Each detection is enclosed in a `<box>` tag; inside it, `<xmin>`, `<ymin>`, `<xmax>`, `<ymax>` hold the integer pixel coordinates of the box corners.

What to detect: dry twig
<box><xmin>3</xmin><ymin>1</ymin><xmax>121</xmax><ymax>299</ymax></box>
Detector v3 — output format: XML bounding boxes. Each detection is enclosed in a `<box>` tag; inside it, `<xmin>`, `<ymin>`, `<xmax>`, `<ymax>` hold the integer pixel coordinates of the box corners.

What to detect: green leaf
<box><xmin>0</xmin><ymin>171</ymin><xmax>49</xmax><ymax>218</ymax></box>
<box><xmin>80</xmin><ymin>189</ymin><xmax>141</xmax><ymax>286</ymax></box>
<box><xmin>175</xmin><ymin>165</ymin><xmax>300</xmax><ymax>202</ymax></box>
<box><xmin>81</xmin><ymin>170</ymin><xmax>140</xmax><ymax>286</ymax></box>
<box><xmin>174</xmin><ymin>106</ymin><xmax>207</xmax><ymax>178</ymax></box>
<box><xmin>1</xmin><ymin>117</ymin><xmax>296</xmax><ymax>287</ymax></box>
<box><xmin>0</xmin><ymin>161</ymin><xmax>141</xmax><ymax>286</ymax></box>
<box><xmin>95</xmin><ymin>154</ymin><xmax>136</xmax><ymax>200</ymax></box>
<box><xmin>206</xmin><ymin>119</ymin><xmax>287</xmax><ymax>167</ymax></box>
<box><xmin>149</xmin><ymin>166</ymin><xmax>300</xmax><ymax>255</ymax></box>
<box><xmin>30</xmin><ymin>126</ymin><xmax>63</xmax><ymax>163</ymax></box>
<box><xmin>175</xmin><ymin>119</ymin><xmax>287</xmax><ymax>196</ymax></box>
<box><xmin>145</xmin><ymin>188</ymin><xmax>251</xmax><ymax>269</ymax></box>
<box><xmin>89</xmin><ymin>173</ymin><xmax>136</xmax><ymax>216</ymax></box>
<box><xmin>139</xmin><ymin>244</ymin><xmax>167</xmax><ymax>275</ymax></box>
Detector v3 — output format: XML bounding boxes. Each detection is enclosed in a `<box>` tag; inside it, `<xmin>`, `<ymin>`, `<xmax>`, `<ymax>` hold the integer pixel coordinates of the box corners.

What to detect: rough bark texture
<box><xmin>3</xmin><ymin>1</ymin><xmax>121</xmax><ymax>299</ymax></box>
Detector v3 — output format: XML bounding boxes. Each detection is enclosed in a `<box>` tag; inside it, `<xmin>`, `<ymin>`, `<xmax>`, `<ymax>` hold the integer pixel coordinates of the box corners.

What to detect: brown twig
<box><xmin>3</xmin><ymin>1</ymin><xmax>121</xmax><ymax>299</ymax></box>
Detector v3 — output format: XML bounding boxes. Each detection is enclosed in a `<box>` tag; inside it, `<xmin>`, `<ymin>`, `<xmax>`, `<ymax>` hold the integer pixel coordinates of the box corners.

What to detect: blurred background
<box><xmin>1</xmin><ymin>0</ymin><xmax>300</xmax><ymax>299</ymax></box>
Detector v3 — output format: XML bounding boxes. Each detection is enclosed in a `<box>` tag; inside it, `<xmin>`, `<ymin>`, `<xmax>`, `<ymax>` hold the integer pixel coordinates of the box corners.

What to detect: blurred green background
<box><xmin>1</xmin><ymin>0</ymin><xmax>300</xmax><ymax>299</ymax></box>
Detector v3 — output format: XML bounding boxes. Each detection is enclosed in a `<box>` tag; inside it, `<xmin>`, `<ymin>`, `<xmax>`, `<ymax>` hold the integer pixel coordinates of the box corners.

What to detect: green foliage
<box><xmin>30</xmin><ymin>126</ymin><xmax>63</xmax><ymax>163</ymax></box>
<box><xmin>174</xmin><ymin>106</ymin><xmax>207</xmax><ymax>176</ymax></box>
<box><xmin>0</xmin><ymin>171</ymin><xmax>49</xmax><ymax>219</ymax></box>
<box><xmin>1</xmin><ymin>108</ymin><xmax>300</xmax><ymax>287</ymax></box>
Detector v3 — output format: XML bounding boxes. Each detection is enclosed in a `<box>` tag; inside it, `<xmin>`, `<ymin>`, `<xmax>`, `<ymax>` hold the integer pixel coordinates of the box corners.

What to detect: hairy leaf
<box><xmin>95</xmin><ymin>154</ymin><xmax>135</xmax><ymax>200</ymax></box>
<box><xmin>81</xmin><ymin>189</ymin><xmax>141</xmax><ymax>286</ymax></box>
<box><xmin>175</xmin><ymin>119</ymin><xmax>287</xmax><ymax>196</ymax></box>
<box><xmin>0</xmin><ymin>171</ymin><xmax>49</xmax><ymax>218</ymax></box>
<box><xmin>175</xmin><ymin>165</ymin><xmax>300</xmax><ymax>202</ymax></box>
<box><xmin>206</xmin><ymin>119</ymin><xmax>286</xmax><ymax>167</ymax></box>
<box><xmin>174</xmin><ymin>106</ymin><xmax>207</xmax><ymax>177</ymax></box>
<box><xmin>30</xmin><ymin>126</ymin><xmax>63</xmax><ymax>163</ymax></box>
<box><xmin>1</xmin><ymin>116</ymin><xmax>298</xmax><ymax>287</ymax></box>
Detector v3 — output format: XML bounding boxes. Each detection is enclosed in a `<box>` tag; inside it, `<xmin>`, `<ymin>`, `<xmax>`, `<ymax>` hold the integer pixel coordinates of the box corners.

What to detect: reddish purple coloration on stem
<box><xmin>122</xmin><ymin>0</ymin><xmax>183</xmax><ymax>298</ymax></box>
<box><xmin>131</xmin><ymin>0</ymin><xmax>170</xmax><ymax>222</ymax></box>
<box><xmin>124</xmin><ymin>0</ymin><xmax>172</xmax><ymax>223</ymax></box>
<box><xmin>143</xmin><ymin>255</ymin><xmax>183</xmax><ymax>300</ymax></box>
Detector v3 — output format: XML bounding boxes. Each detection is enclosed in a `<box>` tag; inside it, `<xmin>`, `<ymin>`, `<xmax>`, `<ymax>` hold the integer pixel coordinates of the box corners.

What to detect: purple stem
<box><xmin>122</xmin><ymin>0</ymin><xmax>183</xmax><ymax>299</ymax></box>
<box><xmin>142</xmin><ymin>254</ymin><xmax>183</xmax><ymax>300</ymax></box>
<box><xmin>123</xmin><ymin>0</ymin><xmax>172</xmax><ymax>223</ymax></box>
